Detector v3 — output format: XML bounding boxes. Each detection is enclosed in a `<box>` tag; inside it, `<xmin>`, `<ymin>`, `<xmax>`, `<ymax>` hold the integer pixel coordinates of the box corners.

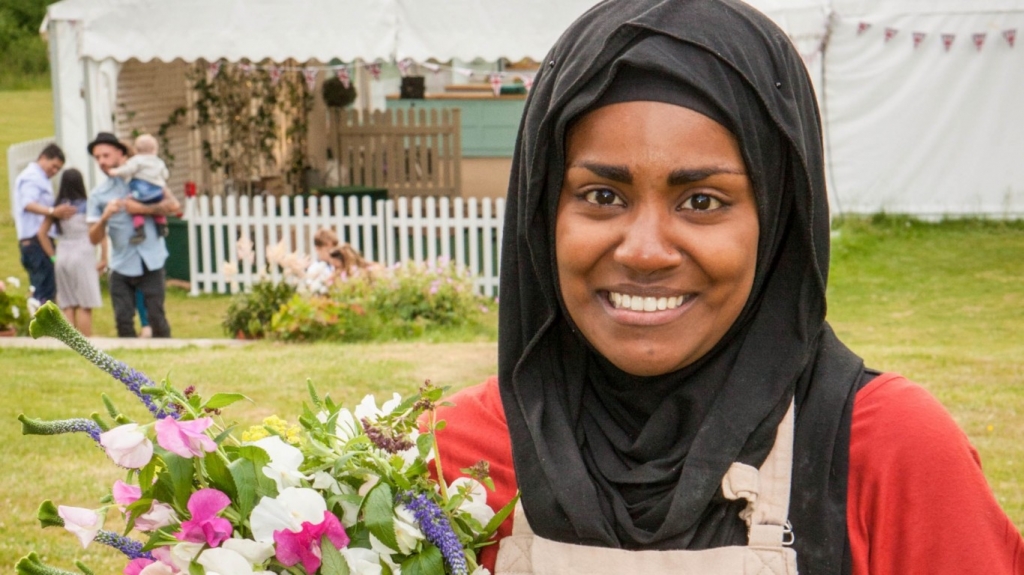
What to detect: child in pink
<box><xmin>111</xmin><ymin>134</ymin><xmax>169</xmax><ymax>244</ymax></box>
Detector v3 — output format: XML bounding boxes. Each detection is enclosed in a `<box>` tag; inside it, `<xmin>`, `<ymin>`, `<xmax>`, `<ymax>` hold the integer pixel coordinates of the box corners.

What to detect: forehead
<box><xmin>92</xmin><ymin>143</ymin><xmax>124</xmax><ymax>157</ymax></box>
<box><xmin>565</xmin><ymin>101</ymin><xmax>745</xmax><ymax>171</ymax></box>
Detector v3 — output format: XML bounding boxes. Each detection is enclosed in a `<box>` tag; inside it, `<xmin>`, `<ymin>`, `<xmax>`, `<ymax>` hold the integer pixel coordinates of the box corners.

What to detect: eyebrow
<box><xmin>573</xmin><ymin>162</ymin><xmax>745</xmax><ymax>186</ymax></box>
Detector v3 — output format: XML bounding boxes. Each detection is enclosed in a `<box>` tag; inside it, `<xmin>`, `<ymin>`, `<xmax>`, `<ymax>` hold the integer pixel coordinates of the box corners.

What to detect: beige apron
<box><xmin>494</xmin><ymin>402</ymin><xmax>798</xmax><ymax>575</ymax></box>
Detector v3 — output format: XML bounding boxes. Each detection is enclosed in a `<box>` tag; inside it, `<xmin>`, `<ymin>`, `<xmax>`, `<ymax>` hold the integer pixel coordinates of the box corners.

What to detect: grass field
<box><xmin>2</xmin><ymin>90</ymin><xmax>1023</xmax><ymax>572</ymax></box>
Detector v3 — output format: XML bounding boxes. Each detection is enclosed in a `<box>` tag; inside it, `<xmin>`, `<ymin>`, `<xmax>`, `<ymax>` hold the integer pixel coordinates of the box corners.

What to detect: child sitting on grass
<box><xmin>112</xmin><ymin>134</ymin><xmax>170</xmax><ymax>244</ymax></box>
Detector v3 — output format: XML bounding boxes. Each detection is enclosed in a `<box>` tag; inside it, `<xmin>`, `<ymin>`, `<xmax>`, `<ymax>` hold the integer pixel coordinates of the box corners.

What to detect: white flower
<box><xmin>311</xmin><ymin>472</ymin><xmax>360</xmax><ymax>526</ymax></box>
<box><xmin>10</xmin><ymin>305</ymin><xmax>18</xmax><ymax>319</ymax></box>
<box><xmin>222</xmin><ymin>261</ymin><xmax>237</xmax><ymax>279</ymax></box>
<box><xmin>470</xmin><ymin>568</ymin><xmax>492</xmax><ymax>575</ymax></box>
<box><xmin>5</xmin><ymin>276</ymin><xmax>20</xmax><ymax>288</ymax></box>
<box><xmin>250</xmin><ymin>487</ymin><xmax>328</xmax><ymax>543</ymax></box>
<box><xmin>450</xmin><ymin>477</ymin><xmax>495</xmax><ymax>527</ymax></box>
<box><xmin>222</xmin><ymin>537</ymin><xmax>276</xmax><ymax>565</ymax></box>
<box><xmin>355</xmin><ymin>393</ymin><xmax>402</xmax><ymax>422</ymax></box>
<box><xmin>250</xmin><ymin>435</ymin><xmax>308</xmax><ymax>491</ymax></box>
<box><xmin>236</xmin><ymin>237</ymin><xmax>255</xmax><ymax>265</ymax></box>
<box><xmin>135</xmin><ymin>502</ymin><xmax>177</xmax><ymax>531</ymax></box>
<box><xmin>393</xmin><ymin>504</ymin><xmax>426</xmax><ymax>554</ymax></box>
<box><xmin>333</xmin><ymin>408</ymin><xmax>361</xmax><ymax>441</ymax></box>
<box><xmin>168</xmin><ymin>542</ymin><xmax>204</xmax><ymax>571</ymax></box>
<box><xmin>197</xmin><ymin>547</ymin><xmax>274</xmax><ymax>575</ymax></box>
<box><xmin>99</xmin><ymin>424</ymin><xmax>153</xmax><ymax>468</ymax></box>
<box><xmin>341</xmin><ymin>547</ymin><xmax>385</xmax><ymax>575</ymax></box>
<box><xmin>58</xmin><ymin>506</ymin><xmax>102</xmax><ymax>548</ymax></box>
<box><xmin>27</xmin><ymin>297</ymin><xmax>40</xmax><ymax>315</ymax></box>
<box><xmin>266</xmin><ymin>241</ymin><xmax>287</xmax><ymax>265</ymax></box>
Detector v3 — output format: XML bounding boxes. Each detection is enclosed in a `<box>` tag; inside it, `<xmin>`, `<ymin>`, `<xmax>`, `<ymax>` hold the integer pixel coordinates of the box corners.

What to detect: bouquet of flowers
<box><xmin>17</xmin><ymin>302</ymin><xmax>514</xmax><ymax>575</ymax></box>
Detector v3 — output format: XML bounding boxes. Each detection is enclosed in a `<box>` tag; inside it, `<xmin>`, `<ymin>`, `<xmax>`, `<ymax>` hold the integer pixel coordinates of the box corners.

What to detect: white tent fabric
<box><xmin>43</xmin><ymin>0</ymin><xmax>1024</xmax><ymax>216</ymax></box>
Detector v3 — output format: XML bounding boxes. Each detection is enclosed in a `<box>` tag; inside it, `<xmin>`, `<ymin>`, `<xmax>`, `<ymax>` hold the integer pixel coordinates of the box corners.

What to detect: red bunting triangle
<box><xmin>269</xmin><ymin>66</ymin><xmax>282</xmax><ymax>86</ymax></box>
<box><xmin>972</xmin><ymin>33</ymin><xmax>986</xmax><ymax>51</ymax></box>
<box><xmin>912</xmin><ymin>31</ymin><xmax>927</xmax><ymax>49</ymax></box>
<box><xmin>489</xmin><ymin>73</ymin><xmax>504</xmax><ymax>97</ymax></box>
<box><xmin>941</xmin><ymin>33</ymin><xmax>956</xmax><ymax>52</ymax></box>
<box><xmin>335</xmin><ymin>66</ymin><xmax>351</xmax><ymax>89</ymax></box>
<box><xmin>857</xmin><ymin>22</ymin><xmax>872</xmax><ymax>35</ymax></box>
<box><xmin>884</xmin><ymin>27</ymin><xmax>898</xmax><ymax>43</ymax></box>
<box><xmin>366</xmin><ymin>63</ymin><xmax>382</xmax><ymax>81</ymax></box>
<box><xmin>1004</xmin><ymin>29</ymin><xmax>1017</xmax><ymax>48</ymax></box>
<box><xmin>302</xmin><ymin>68</ymin><xmax>318</xmax><ymax>92</ymax></box>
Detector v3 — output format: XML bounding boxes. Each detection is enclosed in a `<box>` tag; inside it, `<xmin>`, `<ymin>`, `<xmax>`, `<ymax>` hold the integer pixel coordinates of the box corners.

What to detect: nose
<box><xmin>613</xmin><ymin>205</ymin><xmax>683</xmax><ymax>274</ymax></box>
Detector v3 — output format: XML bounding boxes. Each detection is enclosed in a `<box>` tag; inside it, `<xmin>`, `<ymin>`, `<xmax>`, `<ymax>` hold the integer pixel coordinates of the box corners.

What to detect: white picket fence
<box><xmin>185</xmin><ymin>194</ymin><xmax>505</xmax><ymax>296</ymax></box>
<box><xmin>7</xmin><ymin>137</ymin><xmax>55</xmax><ymax>201</ymax></box>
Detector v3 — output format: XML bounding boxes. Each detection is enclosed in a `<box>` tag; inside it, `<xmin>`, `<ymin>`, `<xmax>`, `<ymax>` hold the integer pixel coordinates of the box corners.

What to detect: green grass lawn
<box><xmin>2</xmin><ymin>89</ymin><xmax>1023</xmax><ymax>571</ymax></box>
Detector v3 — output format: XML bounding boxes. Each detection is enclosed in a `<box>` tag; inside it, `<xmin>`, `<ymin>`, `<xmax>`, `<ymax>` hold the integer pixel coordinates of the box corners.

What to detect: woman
<box><xmin>38</xmin><ymin>168</ymin><xmax>106</xmax><ymax>336</ymax></box>
<box><xmin>433</xmin><ymin>0</ymin><xmax>1024</xmax><ymax>573</ymax></box>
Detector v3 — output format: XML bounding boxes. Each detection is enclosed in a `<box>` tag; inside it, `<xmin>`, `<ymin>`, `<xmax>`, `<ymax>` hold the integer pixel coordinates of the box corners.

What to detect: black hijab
<box><xmin>497</xmin><ymin>1</ymin><xmax>867</xmax><ymax>573</ymax></box>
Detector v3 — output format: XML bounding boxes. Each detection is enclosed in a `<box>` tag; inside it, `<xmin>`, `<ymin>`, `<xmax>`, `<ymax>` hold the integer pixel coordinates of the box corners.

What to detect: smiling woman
<box><xmin>426</xmin><ymin>1</ymin><xmax>1024</xmax><ymax>574</ymax></box>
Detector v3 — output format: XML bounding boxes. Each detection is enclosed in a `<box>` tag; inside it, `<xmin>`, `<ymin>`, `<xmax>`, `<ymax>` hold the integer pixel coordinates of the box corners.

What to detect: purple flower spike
<box><xmin>397</xmin><ymin>491</ymin><xmax>468</xmax><ymax>575</ymax></box>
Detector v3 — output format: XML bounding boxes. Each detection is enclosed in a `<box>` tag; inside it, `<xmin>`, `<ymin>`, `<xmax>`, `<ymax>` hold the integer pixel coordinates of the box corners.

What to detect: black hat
<box><xmin>87</xmin><ymin>132</ymin><xmax>128</xmax><ymax>155</ymax></box>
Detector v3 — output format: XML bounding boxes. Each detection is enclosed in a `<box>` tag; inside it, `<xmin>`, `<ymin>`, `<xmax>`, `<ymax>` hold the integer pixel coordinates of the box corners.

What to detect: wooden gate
<box><xmin>328</xmin><ymin>108</ymin><xmax>462</xmax><ymax>197</ymax></box>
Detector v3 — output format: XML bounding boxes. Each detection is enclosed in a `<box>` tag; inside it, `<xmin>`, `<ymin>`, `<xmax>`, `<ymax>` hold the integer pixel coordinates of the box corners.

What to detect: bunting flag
<box><xmin>972</xmin><ymin>33</ymin><xmax>987</xmax><ymax>51</ymax></box>
<box><xmin>397</xmin><ymin>58</ymin><xmax>414</xmax><ymax>77</ymax></box>
<box><xmin>303</xmin><ymin>67</ymin><xmax>319</xmax><ymax>91</ymax></box>
<box><xmin>365</xmin><ymin>62</ymin><xmax>382</xmax><ymax>80</ymax></box>
<box><xmin>335</xmin><ymin>65</ymin><xmax>351</xmax><ymax>89</ymax></box>
<box><xmin>422</xmin><ymin>62</ymin><xmax>442</xmax><ymax>73</ymax></box>
<box><xmin>239</xmin><ymin>62</ymin><xmax>252</xmax><ymax>74</ymax></box>
<box><xmin>522</xmin><ymin>75</ymin><xmax>534</xmax><ymax>92</ymax></box>
<box><xmin>454</xmin><ymin>66</ymin><xmax>475</xmax><ymax>78</ymax></box>
<box><xmin>941</xmin><ymin>33</ymin><xmax>956</xmax><ymax>52</ymax></box>
<box><xmin>208</xmin><ymin>60</ymin><xmax>222</xmax><ymax>79</ymax></box>
<box><xmin>884</xmin><ymin>27</ymin><xmax>898</xmax><ymax>43</ymax></box>
<box><xmin>1005</xmin><ymin>28</ymin><xmax>1017</xmax><ymax>48</ymax></box>
<box><xmin>269</xmin><ymin>66</ymin><xmax>283</xmax><ymax>86</ymax></box>
<box><xmin>857</xmin><ymin>22</ymin><xmax>872</xmax><ymax>35</ymax></box>
<box><xmin>912</xmin><ymin>31</ymin><xmax>927</xmax><ymax>49</ymax></box>
<box><xmin>489</xmin><ymin>73</ymin><xmax>504</xmax><ymax>97</ymax></box>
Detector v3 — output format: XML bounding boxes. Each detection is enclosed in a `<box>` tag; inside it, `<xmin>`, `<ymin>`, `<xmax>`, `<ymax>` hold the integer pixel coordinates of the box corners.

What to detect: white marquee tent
<box><xmin>41</xmin><ymin>0</ymin><xmax>1024</xmax><ymax>217</ymax></box>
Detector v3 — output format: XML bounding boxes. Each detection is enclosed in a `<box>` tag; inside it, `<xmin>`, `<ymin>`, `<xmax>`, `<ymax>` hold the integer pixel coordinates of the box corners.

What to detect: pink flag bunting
<box><xmin>489</xmin><ymin>73</ymin><xmax>504</xmax><ymax>97</ymax></box>
<box><xmin>397</xmin><ymin>58</ymin><xmax>414</xmax><ymax>77</ymax></box>
<box><xmin>884</xmin><ymin>27</ymin><xmax>898</xmax><ymax>43</ymax></box>
<box><xmin>366</xmin><ymin>62</ymin><xmax>382</xmax><ymax>80</ymax></box>
<box><xmin>1004</xmin><ymin>28</ymin><xmax>1017</xmax><ymax>48</ymax></box>
<box><xmin>303</xmin><ymin>67</ymin><xmax>318</xmax><ymax>91</ymax></box>
<box><xmin>269</xmin><ymin>66</ymin><xmax>283</xmax><ymax>86</ymax></box>
<box><xmin>941</xmin><ymin>33</ymin><xmax>956</xmax><ymax>52</ymax></box>
<box><xmin>523</xmin><ymin>75</ymin><xmax>534</xmax><ymax>92</ymax></box>
<box><xmin>239</xmin><ymin>63</ymin><xmax>252</xmax><ymax>74</ymax></box>
<box><xmin>454</xmin><ymin>66</ymin><xmax>475</xmax><ymax>78</ymax></box>
<box><xmin>857</xmin><ymin>22</ymin><xmax>871</xmax><ymax>35</ymax></box>
<box><xmin>335</xmin><ymin>66</ymin><xmax>351</xmax><ymax>89</ymax></box>
<box><xmin>422</xmin><ymin>62</ymin><xmax>442</xmax><ymax>74</ymax></box>
<box><xmin>208</xmin><ymin>60</ymin><xmax>222</xmax><ymax>79</ymax></box>
<box><xmin>912</xmin><ymin>31</ymin><xmax>927</xmax><ymax>49</ymax></box>
<box><xmin>972</xmin><ymin>33</ymin><xmax>986</xmax><ymax>51</ymax></box>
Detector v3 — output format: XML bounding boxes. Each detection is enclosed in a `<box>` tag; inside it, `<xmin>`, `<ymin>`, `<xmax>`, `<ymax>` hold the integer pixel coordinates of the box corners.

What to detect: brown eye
<box><xmin>584</xmin><ymin>189</ymin><xmax>624</xmax><ymax>206</ymax></box>
<box><xmin>682</xmin><ymin>193</ymin><xmax>722</xmax><ymax>211</ymax></box>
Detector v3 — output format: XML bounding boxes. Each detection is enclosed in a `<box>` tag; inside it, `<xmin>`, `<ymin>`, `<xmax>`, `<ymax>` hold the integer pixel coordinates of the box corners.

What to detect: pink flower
<box><xmin>176</xmin><ymin>488</ymin><xmax>233</xmax><ymax>547</ymax></box>
<box><xmin>136</xmin><ymin>502</ymin><xmax>178</xmax><ymax>531</ymax></box>
<box><xmin>124</xmin><ymin>558</ymin><xmax>154</xmax><ymax>575</ymax></box>
<box><xmin>113</xmin><ymin>480</ymin><xmax>142</xmax><ymax>506</ymax></box>
<box><xmin>273</xmin><ymin>510</ymin><xmax>349</xmax><ymax>572</ymax></box>
<box><xmin>100</xmin><ymin>424</ymin><xmax>154</xmax><ymax>468</ymax></box>
<box><xmin>155</xmin><ymin>417</ymin><xmax>217</xmax><ymax>458</ymax></box>
<box><xmin>58</xmin><ymin>506</ymin><xmax>102</xmax><ymax>548</ymax></box>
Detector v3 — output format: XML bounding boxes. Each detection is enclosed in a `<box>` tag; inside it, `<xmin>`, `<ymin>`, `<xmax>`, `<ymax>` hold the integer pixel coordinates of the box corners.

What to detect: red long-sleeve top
<box><xmin>433</xmin><ymin>374</ymin><xmax>1024</xmax><ymax>574</ymax></box>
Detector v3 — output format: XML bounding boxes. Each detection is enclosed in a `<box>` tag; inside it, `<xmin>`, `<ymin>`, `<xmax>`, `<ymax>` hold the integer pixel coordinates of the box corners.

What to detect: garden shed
<box><xmin>36</xmin><ymin>0</ymin><xmax>1024</xmax><ymax>218</ymax></box>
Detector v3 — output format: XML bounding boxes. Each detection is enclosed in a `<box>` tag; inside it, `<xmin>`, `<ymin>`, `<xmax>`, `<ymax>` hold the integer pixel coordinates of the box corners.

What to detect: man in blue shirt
<box><xmin>13</xmin><ymin>143</ymin><xmax>76</xmax><ymax>303</ymax></box>
<box><xmin>86</xmin><ymin>132</ymin><xmax>180</xmax><ymax>337</ymax></box>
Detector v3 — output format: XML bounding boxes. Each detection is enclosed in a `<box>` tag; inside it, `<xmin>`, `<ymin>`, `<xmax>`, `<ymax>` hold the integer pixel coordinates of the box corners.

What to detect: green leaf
<box><xmin>188</xmin><ymin>562</ymin><xmax>205</xmax><ymax>575</ymax></box>
<box><xmin>202</xmin><ymin>393</ymin><xmax>250</xmax><ymax>410</ymax></box>
<box><xmin>484</xmin><ymin>492</ymin><xmax>520</xmax><ymax>536</ymax></box>
<box><xmin>101</xmin><ymin>394</ymin><xmax>120</xmax><ymax>419</ymax></box>
<box><xmin>15</xmin><ymin>552</ymin><xmax>79</xmax><ymax>575</ymax></box>
<box><xmin>399</xmin><ymin>545</ymin><xmax>443</xmax><ymax>575</ymax></box>
<box><xmin>203</xmin><ymin>453</ymin><xmax>238</xmax><ymax>501</ymax></box>
<box><xmin>74</xmin><ymin>561</ymin><xmax>96</xmax><ymax>575</ymax></box>
<box><xmin>319</xmin><ymin>534</ymin><xmax>350</xmax><ymax>575</ymax></box>
<box><xmin>363</xmin><ymin>483</ymin><xmax>400</xmax><ymax>552</ymax></box>
<box><xmin>416</xmin><ymin>432</ymin><xmax>433</xmax><ymax>460</ymax></box>
<box><xmin>307</xmin><ymin>380</ymin><xmax>323</xmax><ymax>408</ymax></box>
<box><xmin>158</xmin><ymin>451</ymin><xmax>196</xmax><ymax>511</ymax></box>
<box><xmin>37</xmin><ymin>500</ymin><xmax>63</xmax><ymax>528</ymax></box>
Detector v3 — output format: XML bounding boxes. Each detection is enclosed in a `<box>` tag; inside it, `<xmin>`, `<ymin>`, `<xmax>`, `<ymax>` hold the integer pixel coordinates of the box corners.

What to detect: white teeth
<box><xmin>608</xmin><ymin>292</ymin><xmax>687</xmax><ymax>312</ymax></box>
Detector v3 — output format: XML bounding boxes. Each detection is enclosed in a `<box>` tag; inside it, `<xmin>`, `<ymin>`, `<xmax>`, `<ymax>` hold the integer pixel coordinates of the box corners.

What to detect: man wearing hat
<box><xmin>86</xmin><ymin>132</ymin><xmax>180</xmax><ymax>337</ymax></box>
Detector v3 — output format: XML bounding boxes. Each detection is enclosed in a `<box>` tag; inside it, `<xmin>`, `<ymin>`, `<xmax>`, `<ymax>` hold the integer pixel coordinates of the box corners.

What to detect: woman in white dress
<box><xmin>37</xmin><ymin>168</ymin><xmax>106</xmax><ymax>336</ymax></box>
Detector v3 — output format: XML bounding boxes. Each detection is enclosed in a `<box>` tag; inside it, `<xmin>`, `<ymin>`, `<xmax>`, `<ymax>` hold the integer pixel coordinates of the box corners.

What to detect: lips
<box><xmin>607</xmin><ymin>291</ymin><xmax>689</xmax><ymax>312</ymax></box>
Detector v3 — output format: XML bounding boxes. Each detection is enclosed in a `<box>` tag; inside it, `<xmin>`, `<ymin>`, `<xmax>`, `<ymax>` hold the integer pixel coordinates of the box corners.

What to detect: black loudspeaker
<box><xmin>400</xmin><ymin>76</ymin><xmax>425</xmax><ymax>99</ymax></box>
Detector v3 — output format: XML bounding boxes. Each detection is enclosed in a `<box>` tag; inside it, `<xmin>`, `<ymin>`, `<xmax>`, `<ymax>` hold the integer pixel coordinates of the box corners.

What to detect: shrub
<box><xmin>270</xmin><ymin>259</ymin><xmax>493</xmax><ymax>342</ymax></box>
<box><xmin>0</xmin><ymin>277</ymin><xmax>33</xmax><ymax>335</ymax></box>
<box><xmin>221</xmin><ymin>280</ymin><xmax>296</xmax><ymax>339</ymax></box>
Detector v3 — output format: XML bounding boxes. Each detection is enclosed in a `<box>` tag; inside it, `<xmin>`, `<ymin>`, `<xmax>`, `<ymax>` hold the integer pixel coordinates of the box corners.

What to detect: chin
<box><xmin>601</xmin><ymin>344</ymin><xmax>693</xmax><ymax>377</ymax></box>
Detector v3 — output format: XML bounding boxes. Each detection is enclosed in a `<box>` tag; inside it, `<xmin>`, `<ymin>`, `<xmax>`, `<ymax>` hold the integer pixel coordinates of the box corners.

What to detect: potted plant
<box><xmin>0</xmin><ymin>276</ymin><xmax>33</xmax><ymax>336</ymax></box>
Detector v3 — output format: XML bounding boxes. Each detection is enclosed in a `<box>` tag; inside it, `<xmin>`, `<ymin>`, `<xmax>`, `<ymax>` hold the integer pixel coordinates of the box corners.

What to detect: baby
<box><xmin>112</xmin><ymin>134</ymin><xmax>170</xmax><ymax>244</ymax></box>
